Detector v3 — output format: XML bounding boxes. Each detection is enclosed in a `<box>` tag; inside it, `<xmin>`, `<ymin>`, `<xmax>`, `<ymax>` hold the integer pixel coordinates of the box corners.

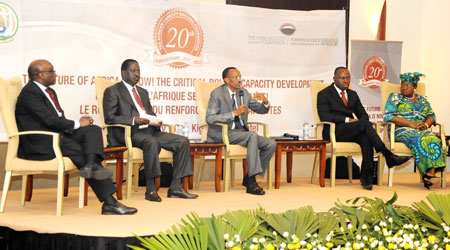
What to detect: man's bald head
<box><xmin>28</xmin><ymin>59</ymin><xmax>56</xmax><ymax>86</ymax></box>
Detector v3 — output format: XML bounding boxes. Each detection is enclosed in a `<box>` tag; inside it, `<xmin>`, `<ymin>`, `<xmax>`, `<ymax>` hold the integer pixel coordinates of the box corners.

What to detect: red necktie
<box><xmin>45</xmin><ymin>88</ymin><xmax>65</xmax><ymax>117</ymax></box>
<box><xmin>132</xmin><ymin>88</ymin><xmax>149</xmax><ymax>114</ymax></box>
<box><xmin>340</xmin><ymin>91</ymin><xmax>348</xmax><ymax>106</ymax></box>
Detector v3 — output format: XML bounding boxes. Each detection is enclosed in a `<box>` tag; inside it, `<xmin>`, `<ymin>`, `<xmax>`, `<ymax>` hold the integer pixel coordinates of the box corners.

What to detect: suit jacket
<box><xmin>103</xmin><ymin>81</ymin><xmax>158</xmax><ymax>146</ymax></box>
<box><xmin>205</xmin><ymin>84</ymin><xmax>270</xmax><ymax>142</ymax></box>
<box><xmin>317</xmin><ymin>83</ymin><xmax>369</xmax><ymax>139</ymax></box>
<box><xmin>15</xmin><ymin>81</ymin><xmax>75</xmax><ymax>160</ymax></box>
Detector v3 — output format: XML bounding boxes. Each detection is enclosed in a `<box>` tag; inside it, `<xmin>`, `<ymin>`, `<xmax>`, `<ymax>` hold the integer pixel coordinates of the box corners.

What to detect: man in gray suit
<box><xmin>206</xmin><ymin>67</ymin><xmax>276</xmax><ymax>195</ymax></box>
<box><xmin>103</xmin><ymin>59</ymin><xmax>198</xmax><ymax>202</ymax></box>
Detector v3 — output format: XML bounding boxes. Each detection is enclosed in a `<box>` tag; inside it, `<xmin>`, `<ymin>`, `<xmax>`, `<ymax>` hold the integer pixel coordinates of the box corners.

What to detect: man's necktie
<box><xmin>45</xmin><ymin>88</ymin><xmax>64</xmax><ymax>117</ymax></box>
<box><xmin>231</xmin><ymin>93</ymin><xmax>244</xmax><ymax>130</ymax></box>
<box><xmin>132</xmin><ymin>88</ymin><xmax>149</xmax><ymax>114</ymax></box>
<box><xmin>340</xmin><ymin>91</ymin><xmax>348</xmax><ymax>106</ymax></box>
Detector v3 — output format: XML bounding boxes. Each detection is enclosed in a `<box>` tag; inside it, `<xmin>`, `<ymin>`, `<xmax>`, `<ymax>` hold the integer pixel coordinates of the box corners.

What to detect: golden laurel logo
<box><xmin>0</xmin><ymin>2</ymin><xmax>18</xmax><ymax>43</ymax></box>
<box><xmin>359</xmin><ymin>56</ymin><xmax>387</xmax><ymax>89</ymax></box>
<box><xmin>151</xmin><ymin>8</ymin><xmax>208</xmax><ymax>69</ymax></box>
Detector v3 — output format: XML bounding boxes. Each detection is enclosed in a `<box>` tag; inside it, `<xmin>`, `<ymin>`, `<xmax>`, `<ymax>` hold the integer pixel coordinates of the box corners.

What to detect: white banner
<box><xmin>0</xmin><ymin>0</ymin><xmax>346</xmax><ymax>141</ymax></box>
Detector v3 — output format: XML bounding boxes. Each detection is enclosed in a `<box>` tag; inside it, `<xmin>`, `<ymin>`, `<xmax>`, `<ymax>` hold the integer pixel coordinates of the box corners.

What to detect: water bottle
<box><xmin>303</xmin><ymin>120</ymin><xmax>310</xmax><ymax>140</ymax></box>
<box><xmin>182</xmin><ymin>122</ymin><xmax>189</xmax><ymax>138</ymax></box>
<box><xmin>310</xmin><ymin>124</ymin><xmax>316</xmax><ymax>139</ymax></box>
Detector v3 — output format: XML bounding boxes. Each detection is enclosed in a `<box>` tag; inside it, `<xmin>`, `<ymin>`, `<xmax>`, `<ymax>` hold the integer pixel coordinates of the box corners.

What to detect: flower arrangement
<box><xmin>128</xmin><ymin>192</ymin><xmax>450</xmax><ymax>250</ymax></box>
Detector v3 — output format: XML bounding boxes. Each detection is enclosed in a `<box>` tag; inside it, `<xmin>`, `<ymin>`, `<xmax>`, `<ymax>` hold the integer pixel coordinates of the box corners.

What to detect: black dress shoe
<box><xmin>167</xmin><ymin>188</ymin><xmax>198</xmax><ymax>199</ymax></box>
<box><xmin>386</xmin><ymin>154</ymin><xmax>412</xmax><ymax>168</ymax></box>
<box><xmin>242</xmin><ymin>175</ymin><xmax>248</xmax><ymax>187</ymax></box>
<box><xmin>79</xmin><ymin>163</ymin><xmax>113</xmax><ymax>180</ymax></box>
<box><xmin>145</xmin><ymin>190</ymin><xmax>162</xmax><ymax>202</ymax></box>
<box><xmin>360</xmin><ymin>178</ymin><xmax>373</xmax><ymax>190</ymax></box>
<box><xmin>101</xmin><ymin>202</ymin><xmax>137</xmax><ymax>215</ymax></box>
<box><xmin>246</xmin><ymin>183</ymin><xmax>265</xmax><ymax>195</ymax></box>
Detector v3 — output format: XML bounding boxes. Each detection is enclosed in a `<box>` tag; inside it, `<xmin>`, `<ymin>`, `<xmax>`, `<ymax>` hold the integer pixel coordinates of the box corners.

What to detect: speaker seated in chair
<box><xmin>381</xmin><ymin>72</ymin><xmax>446</xmax><ymax>189</ymax></box>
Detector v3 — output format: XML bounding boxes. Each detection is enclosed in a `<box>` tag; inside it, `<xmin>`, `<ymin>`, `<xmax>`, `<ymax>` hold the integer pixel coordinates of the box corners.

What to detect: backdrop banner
<box><xmin>0</xmin><ymin>0</ymin><xmax>346</xmax><ymax>141</ymax></box>
<box><xmin>350</xmin><ymin>40</ymin><xmax>403</xmax><ymax>123</ymax></box>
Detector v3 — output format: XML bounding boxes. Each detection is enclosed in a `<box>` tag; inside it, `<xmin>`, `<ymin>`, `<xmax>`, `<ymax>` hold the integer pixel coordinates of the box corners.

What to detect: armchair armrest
<box><xmin>9</xmin><ymin>131</ymin><xmax>65</xmax><ymax>171</ymax></box>
<box><xmin>432</xmin><ymin>123</ymin><xmax>446</xmax><ymax>148</ymax></box>
<box><xmin>161</xmin><ymin>123</ymin><xmax>175</xmax><ymax>133</ymax></box>
<box><xmin>214</xmin><ymin>123</ymin><xmax>231</xmax><ymax>147</ymax></box>
<box><xmin>315</xmin><ymin>121</ymin><xmax>336</xmax><ymax>145</ymax></box>
<box><xmin>247</xmin><ymin>121</ymin><xmax>269</xmax><ymax>138</ymax></box>
<box><xmin>102</xmin><ymin>124</ymin><xmax>133</xmax><ymax>151</ymax></box>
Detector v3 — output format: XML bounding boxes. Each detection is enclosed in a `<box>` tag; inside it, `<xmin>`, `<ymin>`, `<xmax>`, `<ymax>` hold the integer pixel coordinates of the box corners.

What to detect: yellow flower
<box><xmin>378</xmin><ymin>246</ymin><xmax>386</xmax><ymax>250</ymax></box>
<box><xmin>428</xmin><ymin>235</ymin><xmax>436</xmax><ymax>242</ymax></box>
<box><xmin>388</xmin><ymin>243</ymin><xmax>395</xmax><ymax>249</ymax></box>
<box><xmin>325</xmin><ymin>242</ymin><xmax>334</xmax><ymax>248</ymax></box>
<box><xmin>232</xmin><ymin>247</ymin><xmax>242</xmax><ymax>250</ymax></box>
<box><xmin>369</xmin><ymin>237</ymin><xmax>375</xmax><ymax>243</ymax></box>
<box><xmin>404</xmin><ymin>242</ymin><xmax>410</xmax><ymax>249</ymax></box>
<box><xmin>288</xmin><ymin>243</ymin><xmax>294</xmax><ymax>249</ymax></box>
<box><xmin>293</xmin><ymin>243</ymin><xmax>300</xmax><ymax>248</ymax></box>
<box><xmin>448</xmin><ymin>231</ymin><xmax>450</xmax><ymax>237</ymax></box>
<box><xmin>446</xmin><ymin>244</ymin><xmax>450</xmax><ymax>250</ymax></box>
<box><xmin>422</xmin><ymin>239</ymin><xmax>428</xmax><ymax>243</ymax></box>
<box><xmin>306</xmin><ymin>243</ymin><xmax>313</xmax><ymax>249</ymax></box>
<box><xmin>265</xmin><ymin>243</ymin><xmax>274</xmax><ymax>250</ymax></box>
<box><xmin>293</xmin><ymin>237</ymin><xmax>300</xmax><ymax>244</ymax></box>
<box><xmin>353</xmin><ymin>243</ymin><xmax>361</xmax><ymax>249</ymax></box>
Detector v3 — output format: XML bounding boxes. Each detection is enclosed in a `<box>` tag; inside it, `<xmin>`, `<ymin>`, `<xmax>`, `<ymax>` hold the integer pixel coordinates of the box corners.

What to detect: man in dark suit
<box><xmin>317</xmin><ymin>66</ymin><xmax>411</xmax><ymax>190</ymax></box>
<box><xmin>15</xmin><ymin>59</ymin><xmax>137</xmax><ymax>214</ymax></box>
<box><xmin>103</xmin><ymin>59</ymin><xmax>197</xmax><ymax>202</ymax></box>
<box><xmin>206</xmin><ymin>67</ymin><xmax>277</xmax><ymax>195</ymax></box>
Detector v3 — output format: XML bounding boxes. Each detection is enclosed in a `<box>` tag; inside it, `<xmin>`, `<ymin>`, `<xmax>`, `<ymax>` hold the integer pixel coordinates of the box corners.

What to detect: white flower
<box><xmin>356</xmin><ymin>235</ymin><xmax>361</xmax><ymax>240</ymax></box>
<box><xmin>374</xmin><ymin>225</ymin><xmax>380</xmax><ymax>231</ymax></box>
<box><xmin>283</xmin><ymin>232</ymin><xmax>289</xmax><ymax>237</ymax></box>
<box><xmin>326</xmin><ymin>236</ymin><xmax>331</xmax><ymax>241</ymax></box>
<box><xmin>445</xmin><ymin>226</ymin><xmax>450</xmax><ymax>232</ymax></box>
<box><xmin>252</xmin><ymin>237</ymin><xmax>258</xmax><ymax>243</ymax></box>
<box><xmin>306</xmin><ymin>233</ymin><xmax>311</xmax><ymax>238</ymax></box>
<box><xmin>421</xmin><ymin>227</ymin><xmax>427</xmax><ymax>232</ymax></box>
<box><xmin>362</xmin><ymin>224</ymin><xmax>367</xmax><ymax>230</ymax></box>
<box><xmin>224</xmin><ymin>233</ymin><xmax>229</xmax><ymax>239</ymax></box>
<box><xmin>388</xmin><ymin>217</ymin><xmax>393</xmax><ymax>223</ymax></box>
<box><xmin>292</xmin><ymin>234</ymin><xmax>298</xmax><ymax>239</ymax></box>
<box><xmin>280</xmin><ymin>242</ymin><xmax>287</xmax><ymax>248</ymax></box>
<box><xmin>234</xmin><ymin>234</ymin><xmax>240</xmax><ymax>239</ymax></box>
<box><xmin>340</xmin><ymin>227</ymin><xmax>344</xmax><ymax>232</ymax></box>
<box><xmin>250</xmin><ymin>244</ymin><xmax>256</xmax><ymax>249</ymax></box>
<box><xmin>227</xmin><ymin>241</ymin><xmax>234</xmax><ymax>247</ymax></box>
<box><xmin>300</xmin><ymin>241</ymin><xmax>307</xmax><ymax>245</ymax></box>
<box><xmin>258</xmin><ymin>238</ymin><xmax>265</xmax><ymax>243</ymax></box>
<box><xmin>273</xmin><ymin>231</ymin><xmax>277</xmax><ymax>235</ymax></box>
<box><xmin>313</xmin><ymin>233</ymin><xmax>318</xmax><ymax>238</ymax></box>
<box><xmin>347</xmin><ymin>223</ymin><xmax>353</xmax><ymax>229</ymax></box>
<box><xmin>414</xmin><ymin>225</ymin><xmax>419</xmax><ymax>230</ymax></box>
<box><xmin>363</xmin><ymin>236</ymin><xmax>368</xmax><ymax>241</ymax></box>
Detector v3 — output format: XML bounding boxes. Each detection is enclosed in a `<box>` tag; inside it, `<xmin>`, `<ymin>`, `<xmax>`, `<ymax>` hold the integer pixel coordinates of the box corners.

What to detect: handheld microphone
<box><xmin>238</xmin><ymin>89</ymin><xmax>244</xmax><ymax>106</ymax></box>
<box><xmin>283</xmin><ymin>133</ymin><xmax>299</xmax><ymax>140</ymax></box>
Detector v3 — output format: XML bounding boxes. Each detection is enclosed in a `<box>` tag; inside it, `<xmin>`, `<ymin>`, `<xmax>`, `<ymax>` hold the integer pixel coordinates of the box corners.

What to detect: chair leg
<box><xmin>330</xmin><ymin>156</ymin><xmax>336</xmax><ymax>187</ymax></box>
<box><xmin>56</xmin><ymin>170</ymin><xmax>64</xmax><ymax>216</ymax></box>
<box><xmin>347</xmin><ymin>156</ymin><xmax>353</xmax><ymax>183</ymax></box>
<box><xmin>223</xmin><ymin>157</ymin><xmax>231</xmax><ymax>192</ymax></box>
<box><xmin>64</xmin><ymin>173</ymin><xmax>69</xmax><ymax>197</ymax></box>
<box><xmin>377</xmin><ymin>155</ymin><xmax>384</xmax><ymax>187</ymax></box>
<box><xmin>25</xmin><ymin>175</ymin><xmax>33</xmax><ymax>202</ymax></box>
<box><xmin>21</xmin><ymin>175</ymin><xmax>28</xmax><ymax>206</ymax></box>
<box><xmin>194</xmin><ymin>156</ymin><xmax>206</xmax><ymax>189</ymax></box>
<box><xmin>126</xmin><ymin>157</ymin><xmax>134</xmax><ymax>199</ymax></box>
<box><xmin>133</xmin><ymin>163</ymin><xmax>139</xmax><ymax>192</ymax></box>
<box><xmin>79</xmin><ymin>177</ymin><xmax>85</xmax><ymax>208</ymax></box>
<box><xmin>0</xmin><ymin>172</ymin><xmax>12</xmax><ymax>212</ymax></box>
<box><xmin>388</xmin><ymin>167</ymin><xmax>394</xmax><ymax>187</ymax></box>
<box><xmin>441</xmin><ymin>169</ymin><xmax>446</xmax><ymax>188</ymax></box>
<box><xmin>266</xmin><ymin>156</ymin><xmax>274</xmax><ymax>190</ymax></box>
<box><xmin>311</xmin><ymin>152</ymin><xmax>320</xmax><ymax>184</ymax></box>
<box><xmin>230</xmin><ymin>160</ymin><xmax>235</xmax><ymax>187</ymax></box>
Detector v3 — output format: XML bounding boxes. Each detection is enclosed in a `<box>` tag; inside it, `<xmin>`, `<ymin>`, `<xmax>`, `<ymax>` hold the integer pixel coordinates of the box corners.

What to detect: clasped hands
<box><xmin>79</xmin><ymin>115</ymin><xmax>94</xmax><ymax>127</ymax></box>
<box><xmin>411</xmin><ymin>122</ymin><xmax>428</xmax><ymax>131</ymax></box>
<box><xmin>134</xmin><ymin>116</ymin><xmax>162</xmax><ymax>127</ymax></box>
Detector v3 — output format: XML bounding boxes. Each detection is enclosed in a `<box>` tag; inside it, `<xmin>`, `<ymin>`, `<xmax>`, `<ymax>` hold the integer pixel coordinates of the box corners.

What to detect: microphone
<box><xmin>283</xmin><ymin>133</ymin><xmax>299</xmax><ymax>140</ymax></box>
<box><xmin>238</xmin><ymin>89</ymin><xmax>244</xmax><ymax>106</ymax></box>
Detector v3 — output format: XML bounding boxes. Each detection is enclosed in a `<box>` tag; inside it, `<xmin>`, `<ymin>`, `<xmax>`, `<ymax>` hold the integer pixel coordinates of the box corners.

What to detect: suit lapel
<box><xmin>329</xmin><ymin>84</ymin><xmax>347</xmax><ymax>107</ymax></box>
<box><xmin>118</xmin><ymin>81</ymin><xmax>138</xmax><ymax>111</ymax></box>
<box><xmin>29</xmin><ymin>82</ymin><xmax>60</xmax><ymax>115</ymax></box>
<box><xmin>220</xmin><ymin>84</ymin><xmax>234</xmax><ymax>111</ymax></box>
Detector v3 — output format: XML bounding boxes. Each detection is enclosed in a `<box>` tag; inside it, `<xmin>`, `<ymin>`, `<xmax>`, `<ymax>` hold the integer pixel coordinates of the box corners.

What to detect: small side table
<box><xmin>274</xmin><ymin>140</ymin><xmax>327</xmax><ymax>188</ymax></box>
<box><xmin>186</xmin><ymin>142</ymin><xmax>224</xmax><ymax>192</ymax></box>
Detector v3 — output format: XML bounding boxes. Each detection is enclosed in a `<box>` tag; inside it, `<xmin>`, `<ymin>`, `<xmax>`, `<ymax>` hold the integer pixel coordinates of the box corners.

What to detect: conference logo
<box><xmin>280</xmin><ymin>23</ymin><xmax>296</xmax><ymax>36</ymax></box>
<box><xmin>151</xmin><ymin>8</ymin><xmax>208</xmax><ymax>69</ymax></box>
<box><xmin>0</xmin><ymin>2</ymin><xmax>18</xmax><ymax>43</ymax></box>
<box><xmin>359</xmin><ymin>56</ymin><xmax>387</xmax><ymax>88</ymax></box>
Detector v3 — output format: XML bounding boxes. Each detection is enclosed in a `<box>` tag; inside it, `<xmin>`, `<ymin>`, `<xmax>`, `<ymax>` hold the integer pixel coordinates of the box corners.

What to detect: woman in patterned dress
<box><xmin>383</xmin><ymin>72</ymin><xmax>446</xmax><ymax>189</ymax></box>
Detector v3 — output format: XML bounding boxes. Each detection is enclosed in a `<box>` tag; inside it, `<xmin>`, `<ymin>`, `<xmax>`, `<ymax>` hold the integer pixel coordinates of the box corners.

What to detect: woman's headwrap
<box><xmin>399</xmin><ymin>72</ymin><xmax>424</xmax><ymax>85</ymax></box>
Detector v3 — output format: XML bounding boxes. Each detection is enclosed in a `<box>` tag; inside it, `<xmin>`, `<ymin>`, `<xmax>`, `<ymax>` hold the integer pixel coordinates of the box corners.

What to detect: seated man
<box><xmin>317</xmin><ymin>66</ymin><xmax>411</xmax><ymax>190</ymax></box>
<box><xmin>103</xmin><ymin>59</ymin><xmax>198</xmax><ymax>202</ymax></box>
<box><xmin>206</xmin><ymin>67</ymin><xmax>277</xmax><ymax>195</ymax></box>
<box><xmin>16</xmin><ymin>59</ymin><xmax>137</xmax><ymax>215</ymax></box>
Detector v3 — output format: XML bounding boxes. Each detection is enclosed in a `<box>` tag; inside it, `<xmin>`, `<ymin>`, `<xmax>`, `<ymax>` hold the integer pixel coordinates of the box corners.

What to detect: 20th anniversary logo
<box><xmin>150</xmin><ymin>8</ymin><xmax>209</xmax><ymax>69</ymax></box>
<box><xmin>0</xmin><ymin>2</ymin><xmax>18</xmax><ymax>43</ymax></box>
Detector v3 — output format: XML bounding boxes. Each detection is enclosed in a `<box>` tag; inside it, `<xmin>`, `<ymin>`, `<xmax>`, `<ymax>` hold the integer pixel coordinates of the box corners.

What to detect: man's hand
<box><xmin>348</xmin><ymin>118</ymin><xmax>359</xmax><ymax>123</ymax></box>
<box><xmin>252</xmin><ymin>92</ymin><xmax>268</xmax><ymax>104</ymax></box>
<box><xmin>150</xmin><ymin>121</ymin><xmax>163</xmax><ymax>128</ymax></box>
<box><xmin>79</xmin><ymin>115</ymin><xmax>93</xmax><ymax>127</ymax></box>
<box><xmin>134</xmin><ymin>116</ymin><xmax>150</xmax><ymax>125</ymax></box>
<box><xmin>411</xmin><ymin>122</ymin><xmax>427</xmax><ymax>131</ymax></box>
<box><xmin>233</xmin><ymin>105</ymin><xmax>247</xmax><ymax>117</ymax></box>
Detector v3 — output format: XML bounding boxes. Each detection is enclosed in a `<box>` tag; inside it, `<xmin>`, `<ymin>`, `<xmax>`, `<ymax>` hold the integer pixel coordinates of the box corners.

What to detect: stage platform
<box><xmin>0</xmin><ymin>173</ymin><xmax>448</xmax><ymax>250</ymax></box>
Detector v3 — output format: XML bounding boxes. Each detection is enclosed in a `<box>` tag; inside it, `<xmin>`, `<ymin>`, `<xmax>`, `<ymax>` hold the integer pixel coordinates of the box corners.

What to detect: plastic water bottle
<box><xmin>303</xmin><ymin>120</ymin><xmax>310</xmax><ymax>140</ymax></box>
<box><xmin>182</xmin><ymin>122</ymin><xmax>189</xmax><ymax>138</ymax></box>
<box><xmin>310</xmin><ymin>124</ymin><xmax>316</xmax><ymax>139</ymax></box>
